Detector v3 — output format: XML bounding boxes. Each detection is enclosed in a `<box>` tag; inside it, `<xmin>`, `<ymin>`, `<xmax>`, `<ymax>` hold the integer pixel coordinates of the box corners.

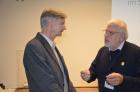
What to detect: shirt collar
<box><xmin>39</xmin><ymin>32</ymin><xmax>56</xmax><ymax>49</ymax></box>
<box><xmin>117</xmin><ymin>41</ymin><xmax>125</xmax><ymax>50</ymax></box>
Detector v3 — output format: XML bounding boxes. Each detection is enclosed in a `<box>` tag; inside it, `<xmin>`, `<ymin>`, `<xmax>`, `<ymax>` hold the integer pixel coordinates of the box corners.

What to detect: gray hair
<box><xmin>107</xmin><ymin>19</ymin><xmax>128</xmax><ymax>40</ymax></box>
<box><xmin>40</xmin><ymin>9</ymin><xmax>67</xmax><ymax>28</ymax></box>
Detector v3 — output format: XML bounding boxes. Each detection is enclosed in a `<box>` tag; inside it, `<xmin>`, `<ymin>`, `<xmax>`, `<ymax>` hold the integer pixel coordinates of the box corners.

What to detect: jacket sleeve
<box><xmin>68</xmin><ymin>81</ymin><xmax>76</xmax><ymax>92</ymax></box>
<box><xmin>87</xmin><ymin>47</ymin><xmax>104</xmax><ymax>83</ymax></box>
<box><xmin>23</xmin><ymin>43</ymin><xmax>63</xmax><ymax>92</ymax></box>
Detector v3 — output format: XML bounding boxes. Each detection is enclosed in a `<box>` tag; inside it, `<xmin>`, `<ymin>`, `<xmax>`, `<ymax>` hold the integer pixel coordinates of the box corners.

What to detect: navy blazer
<box><xmin>23</xmin><ymin>33</ymin><xmax>76</xmax><ymax>92</ymax></box>
<box><xmin>88</xmin><ymin>41</ymin><xmax>140</xmax><ymax>92</ymax></box>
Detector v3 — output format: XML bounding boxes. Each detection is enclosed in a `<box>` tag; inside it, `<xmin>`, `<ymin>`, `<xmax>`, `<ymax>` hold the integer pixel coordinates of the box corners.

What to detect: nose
<box><xmin>104</xmin><ymin>33</ymin><xmax>108</xmax><ymax>37</ymax></box>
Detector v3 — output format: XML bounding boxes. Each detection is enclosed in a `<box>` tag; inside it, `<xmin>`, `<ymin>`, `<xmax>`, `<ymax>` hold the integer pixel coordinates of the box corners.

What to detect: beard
<box><xmin>105</xmin><ymin>41</ymin><xmax>111</xmax><ymax>48</ymax></box>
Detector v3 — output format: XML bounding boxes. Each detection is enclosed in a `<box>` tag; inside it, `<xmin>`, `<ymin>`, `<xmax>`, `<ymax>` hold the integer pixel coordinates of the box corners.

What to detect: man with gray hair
<box><xmin>81</xmin><ymin>19</ymin><xmax>140</xmax><ymax>92</ymax></box>
<box><xmin>23</xmin><ymin>9</ymin><xmax>76</xmax><ymax>92</ymax></box>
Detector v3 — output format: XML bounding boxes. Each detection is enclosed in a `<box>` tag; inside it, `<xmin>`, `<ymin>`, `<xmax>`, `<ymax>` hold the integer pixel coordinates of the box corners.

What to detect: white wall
<box><xmin>112</xmin><ymin>0</ymin><xmax>140</xmax><ymax>46</ymax></box>
<box><xmin>0</xmin><ymin>0</ymin><xmax>111</xmax><ymax>88</ymax></box>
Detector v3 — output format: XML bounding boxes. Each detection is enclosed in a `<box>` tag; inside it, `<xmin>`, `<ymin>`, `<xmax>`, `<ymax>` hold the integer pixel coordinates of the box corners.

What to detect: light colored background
<box><xmin>0</xmin><ymin>0</ymin><xmax>111</xmax><ymax>88</ymax></box>
<box><xmin>112</xmin><ymin>0</ymin><xmax>140</xmax><ymax>46</ymax></box>
<box><xmin>1</xmin><ymin>0</ymin><xmax>140</xmax><ymax>90</ymax></box>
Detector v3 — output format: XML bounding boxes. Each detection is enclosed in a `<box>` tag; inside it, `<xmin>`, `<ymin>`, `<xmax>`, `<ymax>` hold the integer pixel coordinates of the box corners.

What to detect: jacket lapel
<box><xmin>35</xmin><ymin>33</ymin><xmax>64</xmax><ymax>73</ymax></box>
<box><xmin>36</xmin><ymin>33</ymin><xmax>57</xmax><ymax>60</ymax></box>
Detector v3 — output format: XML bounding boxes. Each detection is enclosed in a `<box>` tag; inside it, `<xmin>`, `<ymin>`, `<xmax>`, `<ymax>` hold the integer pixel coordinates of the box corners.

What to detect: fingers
<box><xmin>106</xmin><ymin>72</ymin><xmax>124</xmax><ymax>86</ymax></box>
<box><xmin>80</xmin><ymin>70</ymin><xmax>91</xmax><ymax>81</ymax></box>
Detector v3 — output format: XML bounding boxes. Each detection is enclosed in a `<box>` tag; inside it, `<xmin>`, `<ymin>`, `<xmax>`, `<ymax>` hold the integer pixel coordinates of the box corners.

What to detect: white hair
<box><xmin>107</xmin><ymin>19</ymin><xmax>128</xmax><ymax>40</ymax></box>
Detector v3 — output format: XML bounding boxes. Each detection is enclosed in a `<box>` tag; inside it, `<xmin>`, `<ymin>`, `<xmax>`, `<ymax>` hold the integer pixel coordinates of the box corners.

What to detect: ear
<box><xmin>47</xmin><ymin>19</ymin><xmax>53</xmax><ymax>28</ymax></box>
<box><xmin>119</xmin><ymin>33</ymin><xmax>125</xmax><ymax>42</ymax></box>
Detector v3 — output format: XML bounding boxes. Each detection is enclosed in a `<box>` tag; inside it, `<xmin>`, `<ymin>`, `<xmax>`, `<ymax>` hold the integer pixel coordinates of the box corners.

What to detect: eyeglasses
<box><xmin>104</xmin><ymin>31</ymin><xmax>120</xmax><ymax>36</ymax></box>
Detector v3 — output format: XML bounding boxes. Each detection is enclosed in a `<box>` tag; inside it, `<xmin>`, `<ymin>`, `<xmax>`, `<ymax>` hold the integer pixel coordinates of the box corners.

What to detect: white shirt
<box><xmin>39</xmin><ymin>32</ymin><xmax>55</xmax><ymax>49</ymax></box>
<box><xmin>117</xmin><ymin>41</ymin><xmax>125</xmax><ymax>50</ymax></box>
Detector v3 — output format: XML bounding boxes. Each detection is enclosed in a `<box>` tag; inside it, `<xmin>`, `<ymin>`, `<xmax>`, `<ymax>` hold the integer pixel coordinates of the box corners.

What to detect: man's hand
<box><xmin>80</xmin><ymin>70</ymin><xmax>91</xmax><ymax>81</ymax></box>
<box><xmin>106</xmin><ymin>72</ymin><xmax>124</xmax><ymax>86</ymax></box>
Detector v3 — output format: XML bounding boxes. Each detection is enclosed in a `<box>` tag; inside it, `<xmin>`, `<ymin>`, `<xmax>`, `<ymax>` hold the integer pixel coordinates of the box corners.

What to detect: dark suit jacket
<box><xmin>23</xmin><ymin>33</ymin><xmax>76</xmax><ymax>92</ymax></box>
<box><xmin>88</xmin><ymin>41</ymin><xmax>140</xmax><ymax>92</ymax></box>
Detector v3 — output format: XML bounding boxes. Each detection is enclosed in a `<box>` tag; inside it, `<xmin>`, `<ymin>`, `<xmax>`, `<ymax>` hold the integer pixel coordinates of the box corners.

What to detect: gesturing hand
<box><xmin>106</xmin><ymin>72</ymin><xmax>124</xmax><ymax>86</ymax></box>
<box><xmin>80</xmin><ymin>70</ymin><xmax>91</xmax><ymax>81</ymax></box>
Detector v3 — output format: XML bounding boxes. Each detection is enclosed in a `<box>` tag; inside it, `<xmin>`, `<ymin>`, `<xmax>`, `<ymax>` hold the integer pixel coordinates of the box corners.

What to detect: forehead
<box><xmin>106</xmin><ymin>25</ymin><xmax>120</xmax><ymax>32</ymax></box>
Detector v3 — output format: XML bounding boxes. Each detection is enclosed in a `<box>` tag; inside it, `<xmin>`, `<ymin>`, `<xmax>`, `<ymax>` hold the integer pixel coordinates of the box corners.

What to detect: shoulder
<box><xmin>99</xmin><ymin>46</ymin><xmax>109</xmax><ymax>53</ymax></box>
<box><xmin>96</xmin><ymin>46</ymin><xmax>109</xmax><ymax>57</ymax></box>
<box><xmin>123</xmin><ymin>41</ymin><xmax>140</xmax><ymax>58</ymax></box>
<box><xmin>25</xmin><ymin>33</ymin><xmax>46</xmax><ymax>49</ymax></box>
<box><xmin>25</xmin><ymin>38</ymin><xmax>41</xmax><ymax>49</ymax></box>
<box><xmin>125</xmin><ymin>41</ymin><xmax>140</xmax><ymax>51</ymax></box>
<box><xmin>24</xmin><ymin>36</ymin><xmax>46</xmax><ymax>56</ymax></box>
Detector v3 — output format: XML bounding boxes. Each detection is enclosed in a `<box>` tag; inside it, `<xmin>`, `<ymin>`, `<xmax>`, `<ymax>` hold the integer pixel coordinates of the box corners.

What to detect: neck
<box><xmin>41</xmin><ymin>30</ymin><xmax>55</xmax><ymax>41</ymax></box>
